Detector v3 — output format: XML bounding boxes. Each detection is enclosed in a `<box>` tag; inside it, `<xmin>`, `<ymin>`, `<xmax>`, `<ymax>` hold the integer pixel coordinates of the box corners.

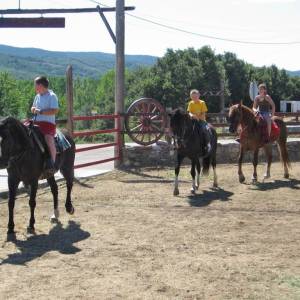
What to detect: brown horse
<box><xmin>228</xmin><ymin>103</ymin><xmax>290</xmax><ymax>183</ymax></box>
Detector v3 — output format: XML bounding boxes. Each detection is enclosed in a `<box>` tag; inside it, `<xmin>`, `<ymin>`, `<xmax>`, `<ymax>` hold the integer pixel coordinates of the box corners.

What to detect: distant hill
<box><xmin>0</xmin><ymin>44</ymin><xmax>157</xmax><ymax>79</ymax></box>
<box><xmin>287</xmin><ymin>70</ymin><xmax>300</xmax><ymax>77</ymax></box>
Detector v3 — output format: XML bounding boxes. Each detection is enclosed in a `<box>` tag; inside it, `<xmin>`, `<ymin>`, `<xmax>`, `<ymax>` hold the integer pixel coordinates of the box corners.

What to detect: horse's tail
<box><xmin>202</xmin><ymin>126</ymin><xmax>217</xmax><ymax>176</ymax></box>
<box><xmin>202</xmin><ymin>156</ymin><xmax>210</xmax><ymax>176</ymax></box>
<box><xmin>275</xmin><ymin>118</ymin><xmax>291</xmax><ymax>168</ymax></box>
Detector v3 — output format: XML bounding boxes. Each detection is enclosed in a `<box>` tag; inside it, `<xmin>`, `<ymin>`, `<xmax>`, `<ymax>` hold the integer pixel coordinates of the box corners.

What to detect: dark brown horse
<box><xmin>228</xmin><ymin>103</ymin><xmax>290</xmax><ymax>183</ymax></box>
<box><xmin>0</xmin><ymin>117</ymin><xmax>75</xmax><ymax>237</ymax></box>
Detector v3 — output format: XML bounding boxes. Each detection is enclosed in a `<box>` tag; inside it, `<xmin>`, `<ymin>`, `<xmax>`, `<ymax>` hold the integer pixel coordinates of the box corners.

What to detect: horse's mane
<box><xmin>231</xmin><ymin>104</ymin><xmax>258</xmax><ymax>125</ymax></box>
<box><xmin>0</xmin><ymin>116</ymin><xmax>32</xmax><ymax>148</ymax></box>
<box><xmin>172</xmin><ymin>107</ymin><xmax>188</xmax><ymax>116</ymax></box>
<box><xmin>241</xmin><ymin>104</ymin><xmax>255</xmax><ymax>117</ymax></box>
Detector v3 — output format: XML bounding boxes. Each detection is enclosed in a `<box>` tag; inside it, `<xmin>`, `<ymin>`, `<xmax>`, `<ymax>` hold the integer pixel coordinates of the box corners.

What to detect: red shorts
<box><xmin>35</xmin><ymin>121</ymin><xmax>56</xmax><ymax>136</ymax></box>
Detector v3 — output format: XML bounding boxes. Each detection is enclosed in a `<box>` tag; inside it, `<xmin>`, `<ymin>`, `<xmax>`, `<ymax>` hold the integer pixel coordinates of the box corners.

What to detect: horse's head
<box><xmin>0</xmin><ymin>118</ymin><xmax>13</xmax><ymax>168</ymax></box>
<box><xmin>0</xmin><ymin>117</ymin><xmax>31</xmax><ymax>169</ymax></box>
<box><xmin>168</xmin><ymin>108</ymin><xmax>190</xmax><ymax>147</ymax></box>
<box><xmin>228</xmin><ymin>103</ymin><xmax>242</xmax><ymax>133</ymax></box>
<box><xmin>228</xmin><ymin>102</ymin><xmax>256</xmax><ymax>133</ymax></box>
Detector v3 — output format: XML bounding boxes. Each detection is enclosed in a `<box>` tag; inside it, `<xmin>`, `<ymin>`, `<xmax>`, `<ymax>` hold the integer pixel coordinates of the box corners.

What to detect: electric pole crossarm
<box><xmin>0</xmin><ymin>7</ymin><xmax>135</xmax><ymax>15</ymax></box>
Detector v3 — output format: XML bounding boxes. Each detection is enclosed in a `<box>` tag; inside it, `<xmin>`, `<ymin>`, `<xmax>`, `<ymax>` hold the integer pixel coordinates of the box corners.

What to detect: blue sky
<box><xmin>0</xmin><ymin>0</ymin><xmax>299</xmax><ymax>70</ymax></box>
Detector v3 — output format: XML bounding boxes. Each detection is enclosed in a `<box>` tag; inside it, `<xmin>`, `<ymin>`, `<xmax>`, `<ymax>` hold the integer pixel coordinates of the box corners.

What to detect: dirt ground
<box><xmin>0</xmin><ymin>162</ymin><xmax>299</xmax><ymax>300</ymax></box>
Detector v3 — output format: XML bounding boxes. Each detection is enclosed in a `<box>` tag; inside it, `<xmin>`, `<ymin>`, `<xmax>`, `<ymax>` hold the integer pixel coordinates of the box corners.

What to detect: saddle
<box><xmin>24</xmin><ymin>120</ymin><xmax>71</xmax><ymax>154</ymax></box>
<box><xmin>257</xmin><ymin>115</ymin><xmax>280</xmax><ymax>144</ymax></box>
<box><xmin>54</xmin><ymin>130</ymin><xmax>72</xmax><ymax>153</ymax></box>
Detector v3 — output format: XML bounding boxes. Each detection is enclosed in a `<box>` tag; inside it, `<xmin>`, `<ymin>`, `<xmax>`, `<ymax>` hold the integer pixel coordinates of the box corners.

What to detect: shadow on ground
<box><xmin>1</xmin><ymin>221</ymin><xmax>90</xmax><ymax>266</ymax></box>
<box><xmin>187</xmin><ymin>187</ymin><xmax>234</xmax><ymax>207</ymax></box>
<box><xmin>250</xmin><ymin>178</ymin><xmax>300</xmax><ymax>191</ymax></box>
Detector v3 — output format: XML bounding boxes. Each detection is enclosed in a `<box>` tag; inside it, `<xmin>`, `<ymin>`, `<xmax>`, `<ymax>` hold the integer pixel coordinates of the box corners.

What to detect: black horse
<box><xmin>0</xmin><ymin>116</ymin><xmax>75</xmax><ymax>235</ymax></box>
<box><xmin>169</xmin><ymin>108</ymin><xmax>218</xmax><ymax>195</ymax></box>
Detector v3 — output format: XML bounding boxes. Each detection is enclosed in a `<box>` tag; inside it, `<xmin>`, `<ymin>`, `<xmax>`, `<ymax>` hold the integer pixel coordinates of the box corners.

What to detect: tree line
<box><xmin>1</xmin><ymin>46</ymin><xmax>300</xmax><ymax>123</ymax></box>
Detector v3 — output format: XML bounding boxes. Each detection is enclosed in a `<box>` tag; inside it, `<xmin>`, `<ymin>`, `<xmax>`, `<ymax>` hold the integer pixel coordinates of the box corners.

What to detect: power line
<box><xmin>126</xmin><ymin>13</ymin><xmax>300</xmax><ymax>45</ymax></box>
<box><xmin>86</xmin><ymin>0</ymin><xmax>300</xmax><ymax>45</ymax></box>
<box><xmin>87</xmin><ymin>0</ymin><xmax>110</xmax><ymax>7</ymax></box>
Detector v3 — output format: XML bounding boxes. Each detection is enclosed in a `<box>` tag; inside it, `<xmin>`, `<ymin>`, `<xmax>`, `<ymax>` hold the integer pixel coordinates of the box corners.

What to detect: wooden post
<box><xmin>220</xmin><ymin>78</ymin><xmax>225</xmax><ymax>113</ymax></box>
<box><xmin>66</xmin><ymin>65</ymin><xmax>74</xmax><ymax>136</ymax></box>
<box><xmin>114</xmin><ymin>0</ymin><xmax>125</xmax><ymax>167</ymax></box>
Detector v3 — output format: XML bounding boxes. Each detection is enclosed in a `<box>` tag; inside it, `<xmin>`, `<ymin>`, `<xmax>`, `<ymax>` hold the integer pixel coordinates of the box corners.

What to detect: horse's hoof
<box><xmin>6</xmin><ymin>232</ymin><xmax>16</xmax><ymax>242</ymax></box>
<box><xmin>190</xmin><ymin>188</ymin><xmax>196</xmax><ymax>195</ymax></box>
<box><xmin>284</xmin><ymin>173</ymin><xmax>289</xmax><ymax>179</ymax></box>
<box><xmin>173</xmin><ymin>188</ymin><xmax>179</xmax><ymax>196</ymax></box>
<box><xmin>50</xmin><ymin>216</ymin><xmax>59</xmax><ymax>223</ymax></box>
<box><xmin>213</xmin><ymin>182</ymin><xmax>218</xmax><ymax>188</ymax></box>
<box><xmin>251</xmin><ymin>178</ymin><xmax>257</xmax><ymax>184</ymax></box>
<box><xmin>7</xmin><ymin>228</ymin><xmax>15</xmax><ymax>235</ymax></box>
<box><xmin>27</xmin><ymin>227</ymin><xmax>35</xmax><ymax>235</ymax></box>
<box><xmin>67</xmin><ymin>206</ymin><xmax>75</xmax><ymax>215</ymax></box>
<box><xmin>50</xmin><ymin>209</ymin><xmax>59</xmax><ymax>222</ymax></box>
<box><xmin>195</xmin><ymin>185</ymin><xmax>199</xmax><ymax>190</ymax></box>
<box><xmin>239</xmin><ymin>175</ymin><xmax>245</xmax><ymax>183</ymax></box>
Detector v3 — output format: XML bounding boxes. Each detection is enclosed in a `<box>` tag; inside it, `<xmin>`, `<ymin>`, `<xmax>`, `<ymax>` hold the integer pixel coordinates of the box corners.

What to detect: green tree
<box><xmin>0</xmin><ymin>72</ymin><xmax>23</xmax><ymax>117</ymax></box>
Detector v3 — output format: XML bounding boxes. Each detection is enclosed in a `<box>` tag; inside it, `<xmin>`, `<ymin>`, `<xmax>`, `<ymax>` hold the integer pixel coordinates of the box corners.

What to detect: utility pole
<box><xmin>66</xmin><ymin>65</ymin><xmax>74</xmax><ymax>136</ymax></box>
<box><xmin>115</xmin><ymin>0</ymin><xmax>125</xmax><ymax>167</ymax></box>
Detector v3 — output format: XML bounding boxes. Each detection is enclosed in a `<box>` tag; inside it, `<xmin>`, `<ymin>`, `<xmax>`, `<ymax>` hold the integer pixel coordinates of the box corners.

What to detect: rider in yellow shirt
<box><xmin>187</xmin><ymin>89</ymin><xmax>211</xmax><ymax>156</ymax></box>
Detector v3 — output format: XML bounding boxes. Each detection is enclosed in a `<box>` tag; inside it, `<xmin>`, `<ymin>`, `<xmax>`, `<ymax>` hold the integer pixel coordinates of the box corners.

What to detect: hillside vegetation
<box><xmin>0</xmin><ymin>46</ymin><xmax>299</xmax><ymax>139</ymax></box>
<box><xmin>0</xmin><ymin>44</ymin><xmax>157</xmax><ymax>78</ymax></box>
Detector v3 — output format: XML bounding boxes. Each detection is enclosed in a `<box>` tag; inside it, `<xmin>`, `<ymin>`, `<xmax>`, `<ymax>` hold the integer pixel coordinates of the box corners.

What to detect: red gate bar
<box><xmin>73</xmin><ymin>128</ymin><xmax>118</xmax><ymax>137</ymax></box>
<box><xmin>73</xmin><ymin>114</ymin><xmax>119</xmax><ymax>121</ymax></box>
<box><xmin>73</xmin><ymin>114</ymin><xmax>121</xmax><ymax>169</ymax></box>
<box><xmin>74</xmin><ymin>157</ymin><xmax>117</xmax><ymax>169</ymax></box>
<box><xmin>0</xmin><ymin>17</ymin><xmax>65</xmax><ymax>28</ymax></box>
<box><xmin>76</xmin><ymin>142</ymin><xmax>117</xmax><ymax>153</ymax></box>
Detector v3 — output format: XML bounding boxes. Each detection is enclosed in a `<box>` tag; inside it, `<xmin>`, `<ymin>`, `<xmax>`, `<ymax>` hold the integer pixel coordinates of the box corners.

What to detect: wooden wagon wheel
<box><xmin>125</xmin><ymin>98</ymin><xmax>167</xmax><ymax>146</ymax></box>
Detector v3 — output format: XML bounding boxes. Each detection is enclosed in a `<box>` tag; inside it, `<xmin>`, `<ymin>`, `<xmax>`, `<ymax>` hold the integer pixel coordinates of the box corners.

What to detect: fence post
<box><xmin>66</xmin><ymin>65</ymin><xmax>74</xmax><ymax>136</ymax></box>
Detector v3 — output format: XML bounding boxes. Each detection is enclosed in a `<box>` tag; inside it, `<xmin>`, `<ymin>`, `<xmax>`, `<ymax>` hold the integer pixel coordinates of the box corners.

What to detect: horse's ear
<box><xmin>238</xmin><ymin>100</ymin><xmax>243</xmax><ymax>108</ymax></box>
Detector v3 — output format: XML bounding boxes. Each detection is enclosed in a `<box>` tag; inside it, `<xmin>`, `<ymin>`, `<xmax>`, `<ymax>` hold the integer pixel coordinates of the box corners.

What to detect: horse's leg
<box><xmin>47</xmin><ymin>176</ymin><xmax>60</xmax><ymax>222</ymax></box>
<box><xmin>60</xmin><ymin>167</ymin><xmax>74</xmax><ymax>215</ymax></box>
<box><xmin>211</xmin><ymin>150</ymin><xmax>218</xmax><ymax>188</ymax></box>
<box><xmin>252</xmin><ymin>148</ymin><xmax>259</xmax><ymax>183</ymax></box>
<box><xmin>238</xmin><ymin>146</ymin><xmax>246</xmax><ymax>183</ymax></box>
<box><xmin>7</xmin><ymin>177</ymin><xmax>19</xmax><ymax>235</ymax></box>
<box><xmin>195</xmin><ymin>159</ymin><xmax>201</xmax><ymax>190</ymax></box>
<box><xmin>28</xmin><ymin>180</ymin><xmax>38</xmax><ymax>234</ymax></box>
<box><xmin>190</xmin><ymin>159</ymin><xmax>197</xmax><ymax>194</ymax></box>
<box><xmin>174</xmin><ymin>153</ymin><xmax>184</xmax><ymax>196</ymax></box>
<box><xmin>277</xmin><ymin>140</ymin><xmax>290</xmax><ymax>179</ymax></box>
<box><xmin>263</xmin><ymin>144</ymin><xmax>272</xmax><ymax>179</ymax></box>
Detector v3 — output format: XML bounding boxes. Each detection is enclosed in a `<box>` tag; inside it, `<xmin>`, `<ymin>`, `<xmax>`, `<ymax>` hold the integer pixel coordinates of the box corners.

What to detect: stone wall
<box><xmin>122</xmin><ymin>140</ymin><xmax>300</xmax><ymax>168</ymax></box>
